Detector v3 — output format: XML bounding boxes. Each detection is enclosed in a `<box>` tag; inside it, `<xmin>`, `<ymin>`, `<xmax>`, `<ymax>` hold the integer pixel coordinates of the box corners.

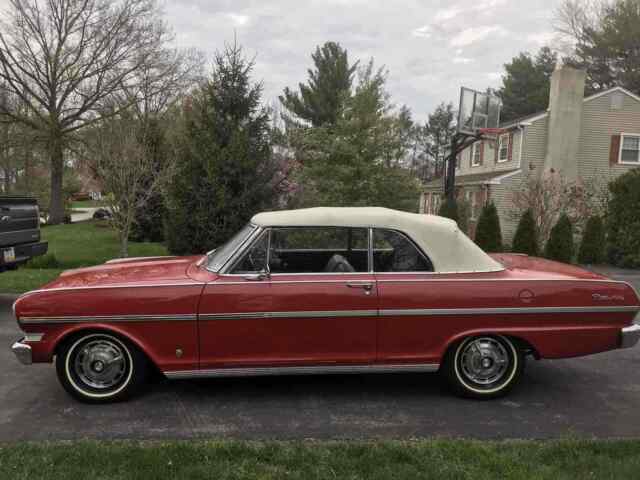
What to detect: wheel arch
<box><xmin>52</xmin><ymin>325</ymin><xmax>159</xmax><ymax>370</ymax></box>
<box><xmin>442</xmin><ymin>329</ymin><xmax>540</xmax><ymax>360</ymax></box>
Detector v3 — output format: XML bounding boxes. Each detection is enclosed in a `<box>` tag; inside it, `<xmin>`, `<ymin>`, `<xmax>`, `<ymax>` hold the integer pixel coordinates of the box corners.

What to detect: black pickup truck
<box><xmin>0</xmin><ymin>197</ymin><xmax>48</xmax><ymax>271</ymax></box>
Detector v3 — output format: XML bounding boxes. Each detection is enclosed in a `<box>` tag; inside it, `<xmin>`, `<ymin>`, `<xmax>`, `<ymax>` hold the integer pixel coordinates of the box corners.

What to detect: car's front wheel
<box><xmin>443</xmin><ymin>335</ymin><xmax>524</xmax><ymax>399</ymax></box>
<box><xmin>56</xmin><ymin>332</ymin><xmax>148</xmax><ymax>403</ymax></box>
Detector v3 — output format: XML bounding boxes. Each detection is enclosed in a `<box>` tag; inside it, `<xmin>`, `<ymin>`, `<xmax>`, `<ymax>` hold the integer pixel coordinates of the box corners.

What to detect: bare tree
<box><xmin>509</xmin><ymin>171</ymin><xmax>603</xmax><ymax>249</ymax></box>
<box><xmin>0</xmin><ymin>0</ymin><xmax>175</xmax><ymax>224</ymax></box>
<box><xmin>553</xmin><ymin>0</ymin><xmax>609</xmax><ymax>54</ymax></box>
<box><xmin>85</xmin><ymin>114</ymin><xmax>170</xmax><ymax>257</ymax></box>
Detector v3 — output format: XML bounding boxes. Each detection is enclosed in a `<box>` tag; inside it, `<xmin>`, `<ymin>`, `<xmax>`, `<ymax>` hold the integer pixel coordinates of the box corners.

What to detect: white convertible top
<box><xmin>251</xmin><ymin>207</ymin><xmax>503</xmax><ymax>273</ymax></box>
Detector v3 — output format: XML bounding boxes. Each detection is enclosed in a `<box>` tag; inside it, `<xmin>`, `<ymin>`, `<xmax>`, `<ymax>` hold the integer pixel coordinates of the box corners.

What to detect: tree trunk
<box><xmin>49</xmin><ymin>136</ymin><xmax>65</xmax><ymax>225</ymax></box>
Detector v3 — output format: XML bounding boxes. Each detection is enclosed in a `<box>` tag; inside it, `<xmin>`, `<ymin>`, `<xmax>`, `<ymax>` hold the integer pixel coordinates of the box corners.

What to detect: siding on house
<box><xmin>578</xmin><ymin>90</ymin><xmax>640</xmax><ymax>184</ymax></box>
<box><xmin>420</xmin><ymin>86</ymin><xmax>640</xmax><ymax>247</ymax></box>
<box><xmin>455</xmin><ymin>129</ymin><xmax>523</xmax><ymax>177</ymax></box>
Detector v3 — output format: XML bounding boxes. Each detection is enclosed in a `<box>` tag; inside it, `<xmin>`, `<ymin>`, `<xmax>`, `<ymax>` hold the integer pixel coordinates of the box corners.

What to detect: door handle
<box><xmin>346</xmin><ymin>282</ymin><xmax>374</xmax><ymax>294</ymax></box>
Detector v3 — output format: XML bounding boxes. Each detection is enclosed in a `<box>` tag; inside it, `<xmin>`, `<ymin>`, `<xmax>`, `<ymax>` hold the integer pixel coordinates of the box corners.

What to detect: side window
<box><xmin>373</xmin><ymin>229</ymin><xmax>434</xmax><ymax>272</ymax></box>
<box><xmin>230</xmin><ymin>231</ymin><xmax>269</xmax><ymax>274</ymax></box>
<box><xmin>269</xmin><ymin>227</ymin><xmax>369</xmax><ymax>273</ymax></box>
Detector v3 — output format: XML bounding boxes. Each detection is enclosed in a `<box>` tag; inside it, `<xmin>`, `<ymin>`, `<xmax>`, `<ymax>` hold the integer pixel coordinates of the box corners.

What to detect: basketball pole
<box><xmin>445</xmin><ymin>134</ymin><xmax>459</xmax><ymax>202</ymax></box>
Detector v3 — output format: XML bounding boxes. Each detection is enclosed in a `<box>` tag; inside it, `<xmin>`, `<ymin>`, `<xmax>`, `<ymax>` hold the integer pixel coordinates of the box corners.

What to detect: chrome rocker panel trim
<box><xmin>164</xmin><ymin>363</ymin><xmax>441</xmax><ymax>379</ymax></box>
<box><xmin>11</xmin><ymin>340</ymin><xmax>32</xmax><ymax>365</ymax></box>
<box><xmin>17</xmin><ymin>306</ymin><xmax>639</xmax><ymax>325</ymax></box>
<box><xmin>621</xmin><ymin>324</ymin><xmax>640</xmax><ymax>349</ymax></box>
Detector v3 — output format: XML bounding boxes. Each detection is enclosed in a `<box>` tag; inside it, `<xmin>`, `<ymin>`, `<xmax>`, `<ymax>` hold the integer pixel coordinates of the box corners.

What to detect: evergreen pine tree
<box><xmin>166</xmin><ymin>42</ymin><xmax>278</xmax><ymax>255</ymax></box>
<box><xmin>544</xmin><ymin>214</ymin><xmax>574</xmax><ymax>263</ymax></box>
<box><xmin>512</xmin><ymin>209</ymin><xmax>539</xmax><ymax>256</ymax></box>
<box><xmin>475</xmin><ymin>203</ymin><xmax>503</xmax><ymax>252</ymax></box>
<box><xmin>280</xmin><ymin>41</ymin><xmax>358</xmax><ymax>127</ymax></box>
<box><xmin>578</xmin><ymin>216</ymin><xmax>605</xmax><ymax>264</ymax></box>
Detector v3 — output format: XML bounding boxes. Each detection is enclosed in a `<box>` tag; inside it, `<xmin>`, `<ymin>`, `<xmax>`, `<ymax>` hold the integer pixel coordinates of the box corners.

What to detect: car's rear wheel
<box><xmin>56</xmin><ymin>332</ymin><xmax>148</xmax><ymax>403</ymax></box>
<box><xmin>443</xmin><ymin>335</ymin><xmax>524</xmax><ymax>399</ymax></box>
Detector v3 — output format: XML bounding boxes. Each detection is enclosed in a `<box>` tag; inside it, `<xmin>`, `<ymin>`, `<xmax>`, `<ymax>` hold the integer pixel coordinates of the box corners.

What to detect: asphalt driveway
<box><xmin>1</xmin><ymin>266</ymin><xmax>639</xmax><ymax>442</ymax></box>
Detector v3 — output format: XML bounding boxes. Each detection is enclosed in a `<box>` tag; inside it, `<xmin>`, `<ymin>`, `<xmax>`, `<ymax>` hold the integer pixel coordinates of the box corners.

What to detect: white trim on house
<box><xmin>499</xmin><ymin>86</ymin><xmax>640</xmax><ymax>130</ymax></box>
<box><xmin>618</xmin><ymin>133</ymin><xmax>640</xmax><ymax>165</ymax></box>
<box><xmin>487</xmin><ymin>169</ymin><xmax>522</xmax><ymax>185</ymax></box>
<box><xmin>471</xmin><ymin>142</ymin><xmax>481</xmax><ymax>167</ymax></box>
<box><xmin>586</xmin><ymin>86</ymin><xmax>640</xmax><ymax>104</ymax></box>
<box><xmin>498</xmin><ymin>133</ymin><xmax>510</xmax><ymax>162</ymax></box>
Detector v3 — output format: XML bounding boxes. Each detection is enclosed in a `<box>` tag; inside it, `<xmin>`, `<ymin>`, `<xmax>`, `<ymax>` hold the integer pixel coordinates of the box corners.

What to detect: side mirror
<box><xmin>243</xmin><ymin>269</ymin><xmax>270</xmax><ymax>281</ymax></box>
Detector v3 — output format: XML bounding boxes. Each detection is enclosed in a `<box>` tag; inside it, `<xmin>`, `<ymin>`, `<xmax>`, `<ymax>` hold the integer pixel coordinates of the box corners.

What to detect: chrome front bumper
<box><xmin>11</xmin><ymin>340</ymin><xmax>32</xmax><ymax>365</ymax></box>
<box><xmin>621</xmin><ymin>324</ymin><xmax>640</xmax><ymax>349</ymax></box>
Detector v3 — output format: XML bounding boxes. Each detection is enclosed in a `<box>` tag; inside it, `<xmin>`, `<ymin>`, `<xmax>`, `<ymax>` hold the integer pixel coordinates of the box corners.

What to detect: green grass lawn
<box><xmin>1</xmin><ymin>439</ymin><xmax>640</xmax><ymax>479</ymax></box>
<box><xmin>69</xmin><ymin>199</ymin><xmax>106</xmax><ymax>209</ymax></box>
<box><xmin>2</xmin><ymin>221</ymin><xmax>168</xmax><ymax>294</ymax></box>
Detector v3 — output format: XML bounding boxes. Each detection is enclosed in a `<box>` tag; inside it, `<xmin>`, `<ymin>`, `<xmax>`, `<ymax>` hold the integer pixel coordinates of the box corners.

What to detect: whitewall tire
<box><xmin>56</xmin><ymin>332</ymin><xmax>148</xmax><ymax>403</ymax></box>
<box><xmin>443</xmin><ymin>335</ymin><xmax>524</xmax><ymax>399</ymax></box>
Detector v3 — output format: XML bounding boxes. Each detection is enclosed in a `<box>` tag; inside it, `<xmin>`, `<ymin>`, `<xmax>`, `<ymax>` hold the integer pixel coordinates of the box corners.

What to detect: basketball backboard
<box><xmin>457</xmin><ymin>87</ymin><xmax>501</xmax><ymax>136</ymax></box>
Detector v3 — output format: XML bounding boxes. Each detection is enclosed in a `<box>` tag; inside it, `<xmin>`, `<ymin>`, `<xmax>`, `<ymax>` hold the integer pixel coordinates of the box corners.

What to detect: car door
<box><xmin>198</xmin><ymin>226</ymin><xmax>378</xmax><ymax>369</ymax></box>
<box><xmin>373</xmin><ymin>228</ymin><xmax>443</xmax><ymax>365</ymax></box>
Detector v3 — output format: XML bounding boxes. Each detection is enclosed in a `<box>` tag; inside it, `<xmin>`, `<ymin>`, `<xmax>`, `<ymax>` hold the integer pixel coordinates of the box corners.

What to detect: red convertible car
<box><xmin>11</xmin><ymin>207</ymin><xmax>640</xmax><ymax>403</ymax></box>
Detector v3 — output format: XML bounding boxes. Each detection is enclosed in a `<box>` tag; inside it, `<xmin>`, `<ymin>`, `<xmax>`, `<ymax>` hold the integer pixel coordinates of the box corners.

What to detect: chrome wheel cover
<box><xmin>73</xmin><ymin>339</ymin><xmax>127</xmax><ymax>390</ymax></box>
<box><xmin>458</xmin><ymin>337</ymin><xmax>510</xmax><ymax>387</ymax></box>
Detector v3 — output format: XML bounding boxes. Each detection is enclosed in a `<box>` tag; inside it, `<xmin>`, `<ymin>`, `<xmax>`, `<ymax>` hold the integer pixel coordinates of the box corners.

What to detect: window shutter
<box><xmin>479</xmin><ymin>141</ymin><xmax>484</xmax><ymax>165</ymax></box>
<box><xmin>508</xmin><ymin>132</ymin><xmax>514</xmax><ymax>161</ymax></box>
<box><xmin>494</xmin><ymin>137</ymin><xmax>499</xmax><ymax>164</ymax></box>
<box><xmin>610</xmin><ymin>135</ymin><xmax>621</xmax><ymax>165</ymax></box>
<box><xmin>469</xmin><ymin>147</ymin><xmax>473</xmax><ymax>168</ymax></box>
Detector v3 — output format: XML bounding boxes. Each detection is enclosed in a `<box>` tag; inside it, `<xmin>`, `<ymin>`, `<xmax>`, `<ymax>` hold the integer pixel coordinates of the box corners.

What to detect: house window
<box><xmin>620</xmin><ymin>134</ymin><xmax>640</xmax><ymax>164</ymax></box>
<box><xmin>471</xmin><ymin>142</ymin><xmax>482</xmax><ymax>166</ymax></box>
<box><xmin>498</xmin><ymin>133</ymin><xmax>510</xmax><ymax>162</ymax></box>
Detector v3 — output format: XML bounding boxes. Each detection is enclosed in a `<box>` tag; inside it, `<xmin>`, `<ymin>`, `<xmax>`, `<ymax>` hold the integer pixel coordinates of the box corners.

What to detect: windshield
<box><xmin>205</xmin><ymin>223</ymin><xmax>257</xmax><ymax>272</ymax></box>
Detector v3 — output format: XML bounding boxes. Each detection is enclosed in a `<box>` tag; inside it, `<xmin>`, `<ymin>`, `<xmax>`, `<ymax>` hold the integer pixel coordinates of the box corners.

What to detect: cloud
<box><xmin>119</xmin><ymin>0</ymin><xmax>561</xmax><ymax>121</ymax></box>
<box><xmin>226</xmin><ymin>13</ymin><xmax>250</xmax><ymax>27</ymax></box>
<box><xmin>450</xmin><ymin>26</ymin><xmax>509</xmax><ymax>47</ymax></box>
<box><xmin>434</xmin><ymin>6</ymin><xmax>465</xmax><ymax>22</ymax></box>
<box><xmin>453</xmin><ymin>57</ymin><xmax>474</xmax><ymax>64</ymax></box>
<box><xmin>411</xmin><ymin>25</ymin><xmax>432</xmax><ymax>38</ymax></box>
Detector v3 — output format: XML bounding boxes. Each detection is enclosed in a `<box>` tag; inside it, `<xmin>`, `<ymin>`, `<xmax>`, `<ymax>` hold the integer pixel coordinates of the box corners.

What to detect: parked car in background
<box><xmin>0</xmin><ymin>196</ymin><xmax>48</xmax><ymax>271</ymax></box>
<box><xmin>10</xmin><ymin>207</ymin><xmax>640</xmax><ymax>403</ymax></box>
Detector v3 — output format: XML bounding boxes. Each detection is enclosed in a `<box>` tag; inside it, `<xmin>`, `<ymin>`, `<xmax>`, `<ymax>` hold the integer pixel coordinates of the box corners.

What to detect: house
<box><xmin>421</xmin><ymin>65</ymin><xmax>640</xmax><ymax>243</ymax></box>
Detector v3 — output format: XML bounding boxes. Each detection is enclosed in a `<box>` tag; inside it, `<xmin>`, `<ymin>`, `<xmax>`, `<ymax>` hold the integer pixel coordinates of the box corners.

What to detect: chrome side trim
<box><xmin>24</xmin><ymin>333</ymin><xmax>44</xmax><ymax>342</ymax></box>
<box><xmin>18</xmin><ymin>306</ymin><xmax>640</xmax><ymax>325</ymax></box>
<box><xmin>202</xmin><ymin>306</ymin><xmax>639</xmax><ymax>322</ymax></box>
<box><xmin>18</xmin><ymin>282</ymin><xmax>205</xmax><ymax>295</ymax></box>
<box><xmin>210</xmin><ymin>278</ymin><xmax>637</xmax><ymax>286</ymax></box>
<box><xmin>620</xmin><ymin>324</ymin><xmax>640</xmax><ymax>349</ymax></box>
<box><xmin>19</xmin><ymin>314</ymin><xmax>197</xmax><ymax>325</ymax></box>
<box><xmin>200</xmin><ymin>310</ymin><xmax>378</xmax><ymax>321</ymax></box>
<box><xmin>164</xmin><ymin>363</ymin><xmax>441</xmax><ymax>379</ymax></box>
<box><xmin>380</xmin><ymin>306</ymin><xmax>640</xmax><ymax>316</ymax></box>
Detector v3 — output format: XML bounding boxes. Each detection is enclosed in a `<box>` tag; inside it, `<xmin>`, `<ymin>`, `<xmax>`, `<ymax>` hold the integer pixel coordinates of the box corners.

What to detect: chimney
<box><xmin>543</xmin><ymin>66</ymin><xmax>586</xmax><ymax>181</ymax></box>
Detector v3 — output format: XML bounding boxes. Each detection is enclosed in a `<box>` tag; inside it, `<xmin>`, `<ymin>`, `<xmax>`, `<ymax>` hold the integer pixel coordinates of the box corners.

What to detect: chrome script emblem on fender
<box><xmin>593</xmin><ymin>293</ymin><xmax>625</xmax><ymax>302</ymax></box>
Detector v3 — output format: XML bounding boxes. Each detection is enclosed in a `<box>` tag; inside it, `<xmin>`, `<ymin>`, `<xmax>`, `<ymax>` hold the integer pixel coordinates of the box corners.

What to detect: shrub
<box><xmin>512</xmin><ymin>209</ymin><xmax>539</xmax><ymax>256</ymax></box>
<box><xmin>578</xmin><ymin>216</ymin><xmax>605</xmax><ymax>264</ymax></box>
<box><xmin>475</xmin><ymin>203</ymin><xmax>503</xmax><ymax>252</ymax></box>
<box><xmin>437</xmin><ymin>197</ymin><xmax>458</xmax><ymax>223</ymax></box>
<box><xmin>437</xmin><ymin>197</ymin><xmax>472</xmax><ymax>234</ymax></box>
<box><xmin>544</xmin><ymin>213</ymin><xmax>574</xmax><ymax>263</ymax></box>
<box><xmin>606</xmin><ymin>168</ymin><xmax>640</xmax><ymax>268</ymax></box>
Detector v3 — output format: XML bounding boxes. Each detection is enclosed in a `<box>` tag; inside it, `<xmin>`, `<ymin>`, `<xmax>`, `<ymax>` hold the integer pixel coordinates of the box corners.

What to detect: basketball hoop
<box><xmin>444</xmin><ymin>88</ymin><xmax>503</xmax><ymax>201</ymax></box>
<box><xmin>477</xmin><ymin>127</ymin><xmax>507</xmax><ymax>148</ymax></box>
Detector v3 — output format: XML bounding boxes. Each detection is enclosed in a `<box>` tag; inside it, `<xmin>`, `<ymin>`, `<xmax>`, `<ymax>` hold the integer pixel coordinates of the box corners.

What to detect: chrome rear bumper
<box><xmin>11</xmin><ymin>340</ymin><xmax>32</xmax><ymax>365</ymax></box>
<box><xmin>621</xmin><ymin>324</ymin><xmax>640</xmax><ymax>349</ymax></box>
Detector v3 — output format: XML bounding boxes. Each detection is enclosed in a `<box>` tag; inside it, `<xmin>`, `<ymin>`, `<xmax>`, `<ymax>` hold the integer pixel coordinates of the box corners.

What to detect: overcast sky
<box><xmin>165</xmin><ymin>0</ymin><xmax>561</xmax><ymax>122</ymax></box>
<box><xmin>0</xmin><ymin>0</ymin><xmax>561</xmax><ymax>123</ymax></box>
